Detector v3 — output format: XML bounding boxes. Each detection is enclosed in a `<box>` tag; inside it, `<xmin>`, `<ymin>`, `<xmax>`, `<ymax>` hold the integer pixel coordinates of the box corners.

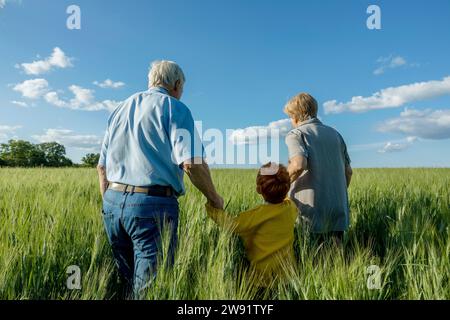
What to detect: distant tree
<box><xmin>81</xmin><ymin>153</ymin><xmax>100</xmax><ymax>167</ymax></box>
<box><xmin>0</xmin><ymin>157</ymin><xmax>5</xmax><ymax>167</ymax></box>
<box><xmin>37</xmin><ymin>142</ymin><xmax>73</xmax><ymax>167</ymax></box>
<box><xmin>0</xmin><ymin>140</ymin><xmax>46</xmax><ymax>167</ymax></box>
<box><xmin>0</xmin><ymin>140</ymin><xmax>73</xmax><ymax>167</ymax></box>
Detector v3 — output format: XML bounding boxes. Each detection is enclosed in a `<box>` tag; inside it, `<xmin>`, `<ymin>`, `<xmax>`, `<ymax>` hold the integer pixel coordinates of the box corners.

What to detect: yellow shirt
<box><xmin>206</xmin><ymin>199</ymin><xmax>298</xmax><ymax>286</ymax></box>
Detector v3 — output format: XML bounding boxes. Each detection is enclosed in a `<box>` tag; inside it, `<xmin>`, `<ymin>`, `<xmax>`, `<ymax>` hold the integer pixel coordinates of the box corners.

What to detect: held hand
<box><xmin>208</xmin><ymin>194</ymin><xmax>224</xmax><ymax>210</ymax></box>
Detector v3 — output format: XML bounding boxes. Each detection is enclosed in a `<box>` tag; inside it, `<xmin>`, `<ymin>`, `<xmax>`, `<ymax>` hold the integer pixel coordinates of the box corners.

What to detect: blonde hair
<box><xmin>284</xmin><ymin>93</ymin><xmax>318</xmax><ymax>121</ymax></box>
<box><xmin>148</xmin><ymin>60</ymin><xmax>185</xmax><ymax>89</ymax></box>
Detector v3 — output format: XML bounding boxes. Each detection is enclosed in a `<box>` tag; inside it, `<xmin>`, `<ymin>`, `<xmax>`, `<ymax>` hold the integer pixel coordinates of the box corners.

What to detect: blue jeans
<box><xmin>102</xmin><ymin>189</ymin><xmax>179</xmax><ymax>299</ymax></box>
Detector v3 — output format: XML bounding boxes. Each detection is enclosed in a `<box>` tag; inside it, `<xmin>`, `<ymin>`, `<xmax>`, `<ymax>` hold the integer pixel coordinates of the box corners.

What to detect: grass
<box><xmin>0</xmin><ymin>167</ymin><xmax>449</xmax><ymax>299</ymax></box>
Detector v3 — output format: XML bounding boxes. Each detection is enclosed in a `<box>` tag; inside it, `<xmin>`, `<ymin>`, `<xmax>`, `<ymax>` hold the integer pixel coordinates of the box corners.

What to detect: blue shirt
<box><xmin>98</xmin><ymin>87</ymin><xmax>204</xmax><ymax>195</ymax></box>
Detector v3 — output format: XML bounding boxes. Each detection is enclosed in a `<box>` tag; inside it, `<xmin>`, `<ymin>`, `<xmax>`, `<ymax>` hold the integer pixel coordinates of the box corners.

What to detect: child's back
<box><xmin>206</xmin><ymin>163</ymin><xmax>298</xmax><ymax>286</ymax></box>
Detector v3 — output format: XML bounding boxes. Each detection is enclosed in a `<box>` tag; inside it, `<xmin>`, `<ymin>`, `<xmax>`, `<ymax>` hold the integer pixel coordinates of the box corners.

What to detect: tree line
<box><xmin>0</xmin><ymin>139</ymin><xmax>100</xmax><ymax>168</ymax></box>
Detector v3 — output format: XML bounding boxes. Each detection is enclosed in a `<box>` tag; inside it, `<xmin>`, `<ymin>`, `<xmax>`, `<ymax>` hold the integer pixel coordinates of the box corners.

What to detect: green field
<box><xmin>0</xmin><ymin>168</ymin><xmax>449</xmax><ymax>299</ymax></box>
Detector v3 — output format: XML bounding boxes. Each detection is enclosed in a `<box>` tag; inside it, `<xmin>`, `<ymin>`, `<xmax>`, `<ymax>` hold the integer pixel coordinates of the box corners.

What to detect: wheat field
<box><xmin>0</xmin><ymin>168</ymin><xmax>449</xmax><ymax>299</ymax></box>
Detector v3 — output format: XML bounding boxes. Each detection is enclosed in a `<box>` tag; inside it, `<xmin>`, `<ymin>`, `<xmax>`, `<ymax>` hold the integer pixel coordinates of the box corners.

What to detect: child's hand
<box><xmin>207</xmin><ymin>194</ymin><xmax>224</xmax><ymax>209</ymax></box>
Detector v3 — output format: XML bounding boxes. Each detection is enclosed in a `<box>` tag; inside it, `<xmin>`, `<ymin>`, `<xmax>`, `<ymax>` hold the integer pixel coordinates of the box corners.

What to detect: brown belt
<box><xmin>108</xmin><ymin>182</ymin><xmax>175</xmax><ymax>197</ymax></box>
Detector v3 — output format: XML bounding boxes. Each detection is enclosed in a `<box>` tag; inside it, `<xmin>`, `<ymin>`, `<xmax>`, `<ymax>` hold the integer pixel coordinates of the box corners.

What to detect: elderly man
<box><xmin>284</xmin><ymin>93</ymin><xmax>352</xmax><ymax>243</ymax></box>
<box><xmin>97</xmin><ymin>60</ymin><xmax>223</xmax><ymax>298</ymax></box>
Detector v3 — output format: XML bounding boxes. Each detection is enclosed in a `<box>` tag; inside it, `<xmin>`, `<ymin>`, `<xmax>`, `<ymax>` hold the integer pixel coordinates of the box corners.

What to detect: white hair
<box><xmin>148</xmin><ymin>60</ymin><xmax>185</xmax><ymax>89</ymax></box>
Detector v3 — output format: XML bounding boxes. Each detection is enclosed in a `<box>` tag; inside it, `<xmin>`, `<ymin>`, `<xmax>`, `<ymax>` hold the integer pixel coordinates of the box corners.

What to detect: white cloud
<box><xmin>44</xmin><ymin>85</ymin><xmax>121</xmax><ymax>112</ymax></box>
<box><xmin>12</xmin><ymin>49</ymin><xmax>119</xmax><ymax>112</ymax></box>
<box><xmin>349</xmin><ymin>136</ymin><xmax>418</xmax><ymax>154</ymax></box>
<box><xmin>10</xmin><ymin>100</ymin><xmax>28</xmax><ymax>107</ymax></box>
<box><xmin>93</xmin><ymin>79</ymin><xmax>125</xmax><ymax>89</ymax></box>
<box><xmin>20</xmin><ymin>47</ymin><xmax>73</xmax><ymax>75</ymax></box>
<box><xmin>378</xmin><ymin>108</ymin><xmax>450</xmax><ymax>140</ymax></box>
<box><xmin>324</xmin><ymin>76</ymin><xmax>450</xmax><ymax>114</ymax></box>
<box><xmin>44</xmin><ymin>91</ymin><xmax>68</xmax><ymax>108</ymax></box>
<box><xmin>373</xmin><ymin>55</ymin><xmax>407</xmax><ymax>75</ymax></box>
<box><xmin>69</xmin><ymin>85</ymin><xmax>95</xmax><ymax>108</ymax></box>
<box><xmin>377</xmin><ymin>137</ymin><xmax>418</xmax><ymax>153</ymax></box>
<box><xmin>32</xmin><ymin>129</ymin><xmax>102</xmax><ymax>151</ymax></box>
<box><xmin>0</xmin><ymin>0</ymin><xmax>14</xmax><ymax>8</ymax></box>
<box><xmin>97</xmin><ymin>100</ymin><xmax>121</xmax><ymax>112</ymax></box>
<box><xmin>0</xmin><ymin>0</ymin><xmax>19</xmax><ymax>9</ymax></box>
<box><xmin>13</xmin><ymin>78</ymin><xmax>49</xmax><ymax>99</ymax></box>
<box><xmin>229</xmin><ymin>119</ymin><xmax>291</xmax><ymax>145</ymax></box>
<box><xmin>0</xmin><ymin>125</ymin><xmax>22</xmax><ymax>141</ymax></box>
<box><xmin>378</xmin><ymin>142</ymin><xmax>408</xmax><ymax>153</ymax></box>
<box><xmin>79</xmin><ymin>99</ymin><xmax>120</xmax><ymax>112</ymax></box>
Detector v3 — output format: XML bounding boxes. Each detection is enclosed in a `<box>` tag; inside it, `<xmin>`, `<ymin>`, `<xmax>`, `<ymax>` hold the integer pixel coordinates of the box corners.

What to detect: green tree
<box><xmin>37</xmin><ymin>142</ymin><xmax>73</xmax><ymax>167</ymax></box>
<box><xmin>0</xmin><ymin>140</ymin><xmax>73</xmax><ymax>167</ymax></box>
<box><xmin>0</xmin><ymin>140</ymin><xmax>46</xmax><ymax>167</ymax></box>
<box><xmin>81</xmin><ymin>153</ymin><xmax>100</xmax><ymax>167</ymax></box>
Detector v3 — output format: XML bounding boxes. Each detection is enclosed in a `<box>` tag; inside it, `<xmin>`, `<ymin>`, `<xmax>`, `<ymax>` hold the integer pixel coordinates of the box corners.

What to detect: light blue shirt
<box><xmin>99</xmin><ymin>87</ymin><xmax>204</xmax><ymax>195</ymax></box>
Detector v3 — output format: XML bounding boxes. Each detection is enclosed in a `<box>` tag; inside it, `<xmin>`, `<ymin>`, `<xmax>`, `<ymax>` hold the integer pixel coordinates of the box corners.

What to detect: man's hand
<box><xmin>97</xmin><ymin>164</ymin><xmax>109</xmax><ymax>197</ymax></box>
<box><xmin>183</xmin><ymin>157</ymin><xmax>224</xmax><ymax>209</ymax></box>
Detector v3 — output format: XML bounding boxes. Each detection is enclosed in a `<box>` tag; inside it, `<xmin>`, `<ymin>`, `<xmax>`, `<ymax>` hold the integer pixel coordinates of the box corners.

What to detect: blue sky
<box><xmin>1</xmin><ymin>0</ymin><xmax>449</xmax><ymax>167</ymax></box>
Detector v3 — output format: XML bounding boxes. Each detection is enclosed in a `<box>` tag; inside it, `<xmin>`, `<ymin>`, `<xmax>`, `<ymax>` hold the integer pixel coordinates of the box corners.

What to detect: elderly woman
<box><xmin>284</xmin><ymin>93</ymin><xmax>352</xmax><ymax>243</ymax></box>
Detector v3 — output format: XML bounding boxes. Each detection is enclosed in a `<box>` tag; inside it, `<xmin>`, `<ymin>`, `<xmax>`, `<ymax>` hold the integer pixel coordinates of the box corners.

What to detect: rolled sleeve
<box><xmin>169</xmin><ymin>103</ymin><xmax>204</xmax><ymax>165</ymax></box>
<box><xmin>285</xmin><ymin>132</ymin><xmax>308</xmax><ymax>160</ymax></box>
<box><xmin>98</xmin><ymin>128</ymin><xmax>109</xmax><ymax>167</ymax></box>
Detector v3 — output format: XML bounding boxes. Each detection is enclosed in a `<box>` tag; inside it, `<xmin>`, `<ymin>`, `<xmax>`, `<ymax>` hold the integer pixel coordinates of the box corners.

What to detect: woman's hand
<box><xmin>288</xmin><ymin>155</ymin><xmax>308</xmax><ymax>183</ymax></box>
<box><xmin>207</xmin><ymin>194</ymin><xmax>224</xmax><ymax>210</ymax></box>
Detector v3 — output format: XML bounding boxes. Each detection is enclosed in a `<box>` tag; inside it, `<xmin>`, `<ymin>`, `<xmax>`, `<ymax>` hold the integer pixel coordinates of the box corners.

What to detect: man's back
<box><xmin>99</xmin><ymin>86</ymin><xmax>202</xmax><ymax>194</ymax></box>
<box><xmin>286</xmin><ymin>118</ymin><xmax>351</xmax><ymax>233</ymax></box>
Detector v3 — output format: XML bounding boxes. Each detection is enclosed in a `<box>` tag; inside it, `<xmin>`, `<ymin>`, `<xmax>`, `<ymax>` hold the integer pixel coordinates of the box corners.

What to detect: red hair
<box><xmin>256</xmin><ymin>162</ymin><xmax>290</xmax><ymax>204</ymax></box>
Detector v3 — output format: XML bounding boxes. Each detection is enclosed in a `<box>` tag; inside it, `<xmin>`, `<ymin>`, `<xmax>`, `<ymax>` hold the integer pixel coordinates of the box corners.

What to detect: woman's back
<box><xmin>286</xmin><ymin>118</ymin><xmax>351</xmax><ymax>233</ymax></box>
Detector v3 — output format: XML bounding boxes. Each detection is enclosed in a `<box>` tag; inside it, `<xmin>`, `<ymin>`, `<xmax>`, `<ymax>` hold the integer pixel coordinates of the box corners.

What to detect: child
<box><xmin>205</xmin><ymin>162</ymin><xmax>298</xmax><ymax>288</ymax></box>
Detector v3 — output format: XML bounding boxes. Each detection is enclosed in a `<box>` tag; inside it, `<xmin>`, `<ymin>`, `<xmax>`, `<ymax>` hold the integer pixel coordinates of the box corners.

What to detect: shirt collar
<box><xmin>149</xmin><ymin>86</ymin><xmax>169</xmax><ymax>94</ymax></box>
<box><xmin>296</xmin><ymin>116</ymin><xmax>321</xmax><ymax>127</ymax></box>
